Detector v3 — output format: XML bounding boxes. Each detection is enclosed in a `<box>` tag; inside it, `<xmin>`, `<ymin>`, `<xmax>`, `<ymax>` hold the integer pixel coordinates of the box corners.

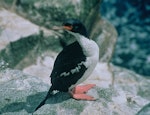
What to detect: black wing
<box><xmin>50</xmin><ymin>41</ymin><xmax>87</xmax><ymax>92</ymax></box>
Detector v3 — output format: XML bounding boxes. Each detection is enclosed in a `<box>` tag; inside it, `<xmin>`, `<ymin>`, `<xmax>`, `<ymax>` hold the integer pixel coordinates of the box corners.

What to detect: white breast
<box><xmin>69</xmin><ymin>34</ymin><xmax>99</xmax><ymax>90</ymax></box>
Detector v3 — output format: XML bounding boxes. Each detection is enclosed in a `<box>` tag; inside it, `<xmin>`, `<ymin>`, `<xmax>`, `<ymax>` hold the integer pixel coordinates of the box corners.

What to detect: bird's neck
<box><xmin>74</xmin><ymin>33</ymin><xmax>89</xmax><ymax>45</ymax></box>
<box><xmin>73</xmin><ymin>33</ymin><xmax>99</xmax><ymax>58</ymax></box>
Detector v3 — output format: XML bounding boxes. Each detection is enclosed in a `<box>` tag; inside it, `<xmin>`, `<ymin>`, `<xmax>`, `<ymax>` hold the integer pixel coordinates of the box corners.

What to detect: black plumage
<box><xmin>50</xmin><ymin>41</ymin><xmax>87</xmax><ymax>92</ymax></box>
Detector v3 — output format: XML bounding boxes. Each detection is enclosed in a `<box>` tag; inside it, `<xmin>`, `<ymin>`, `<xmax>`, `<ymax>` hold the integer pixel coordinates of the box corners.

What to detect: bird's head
<box><xmin>62</xmin><ymin>19</ymin><xmax>88</xmax><ymax>38</ymax></box>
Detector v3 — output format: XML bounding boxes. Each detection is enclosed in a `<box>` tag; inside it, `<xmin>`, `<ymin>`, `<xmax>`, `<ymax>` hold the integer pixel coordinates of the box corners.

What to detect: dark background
<box><xmin>101</xmin><ymin>0</ymin><xmax>150</xmax><ymax>77</ymax></box>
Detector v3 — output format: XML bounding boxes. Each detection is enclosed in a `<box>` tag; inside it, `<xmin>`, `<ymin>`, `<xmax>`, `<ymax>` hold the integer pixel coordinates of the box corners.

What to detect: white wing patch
<box><xmin>60</xmin><ymin>61</ymin><xmax>85</xmax><ymax>77</ymax></box>
<box><xmin>60</xmin><ymin>72</ymin><xmax>70</xmax><ymax>77</ymax></box>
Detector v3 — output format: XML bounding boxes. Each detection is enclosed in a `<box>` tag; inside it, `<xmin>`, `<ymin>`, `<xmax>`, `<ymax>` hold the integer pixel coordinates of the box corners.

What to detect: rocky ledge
<box><xmin>0</xmin><ymin>63</ymin><xmax>150</xmax><ymax>115</ymax></box>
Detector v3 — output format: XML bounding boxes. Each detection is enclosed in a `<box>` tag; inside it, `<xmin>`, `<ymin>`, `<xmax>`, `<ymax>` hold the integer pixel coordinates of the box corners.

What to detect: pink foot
<box><xmin>70</xmin><ymin>84</ymin><xmax>96</xmax><ymax>101</ymax></box>
<box><xmin>72</xmin><ymin>93</ymin><xmax>95</xmax><ymax>100</ymax></box>
<box><xmin>72</xmin><ymin>84</ymin><xmax>96</xmax><ymax>94</ymax></box>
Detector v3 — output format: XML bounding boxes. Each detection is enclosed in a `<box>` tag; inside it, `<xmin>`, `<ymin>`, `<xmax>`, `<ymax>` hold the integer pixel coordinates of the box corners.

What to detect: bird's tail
<box><xmin>33</xmin><ymin>87</ymin><xmax>54</xmax><ymax>113</ymax></box>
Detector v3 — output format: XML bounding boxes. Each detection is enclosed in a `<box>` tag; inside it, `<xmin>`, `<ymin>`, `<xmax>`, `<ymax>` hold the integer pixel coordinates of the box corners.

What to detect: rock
<box><xmin>0</xmin><ymin>69</ymin><xmax>49</xmax><ymax>115</ymax></box>
<box><xmin>0</xmin><ymin>8</ymin><xmax>62</xmax><ymax>69</ymax></box>
<box><xmin>23</xmin><ymin>56</ymin><xmax>54</xmax><ymax>84</ymax></box>
<box><xmin>91</xmin><ymin>19</ymin><xmax>117</xmax><ymax>62</ymax></box>
<box><xmin>0</xmin><ymin>8</ymin><xmax>39</xmax><ymax>50</ymax></box>
<box><xmin>137</xmin><ymin>103</ymin><xmax>150</xmax><ymax>115</ymax></box>
<box><xmin>0</xmin><ymin>63</ymin><xmax>150</xmax><ymax>115</ymax></box>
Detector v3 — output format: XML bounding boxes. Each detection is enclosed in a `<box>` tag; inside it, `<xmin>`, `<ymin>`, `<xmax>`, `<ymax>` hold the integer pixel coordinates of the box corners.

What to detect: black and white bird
<box><xmin>34</xmin><ymin>19</ymin><xmax>99</xmax><ymax>112</ymax></box>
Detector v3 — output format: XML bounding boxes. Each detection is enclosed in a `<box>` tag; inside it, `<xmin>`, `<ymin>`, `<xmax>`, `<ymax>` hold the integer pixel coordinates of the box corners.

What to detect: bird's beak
<box><xmin>52</xmin><ymin>26</ymin><xmax>64</xmax><ymax>30</ymax></box>
<box><xmin>52</xmin><ymin>25</ymin><xmax>73</xmax><ymax>31</ymax></box>
<box><xmin>63</xmin><ymin>26</ymin><xmax>73</xmax><ymax>31</ymax></box>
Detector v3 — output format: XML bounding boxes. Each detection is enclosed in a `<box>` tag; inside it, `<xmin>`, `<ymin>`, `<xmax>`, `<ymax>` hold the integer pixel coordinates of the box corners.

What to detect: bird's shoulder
<box><xmin>55</xmin><ymin>41</ymin><xmax>86</xmax><ymax>64</ymax></box>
